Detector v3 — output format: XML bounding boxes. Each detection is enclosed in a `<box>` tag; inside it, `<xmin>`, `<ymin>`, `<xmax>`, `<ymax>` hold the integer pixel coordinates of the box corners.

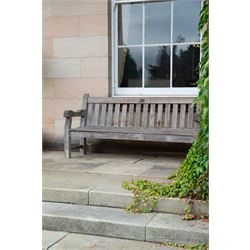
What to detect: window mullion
<box><xmin>115</xmin><ymin>4</ymin><xmax>118</xmax><ymax>92</ymax></box>
<box><xmin>142</xmin><ymin>3</ymin><xmax>145</xmax><ymax>88</ymax></box>
<box><xmin>170</xmin><ymin>0</ymin><xmax>173</xmax><ymax>88</ymax></box>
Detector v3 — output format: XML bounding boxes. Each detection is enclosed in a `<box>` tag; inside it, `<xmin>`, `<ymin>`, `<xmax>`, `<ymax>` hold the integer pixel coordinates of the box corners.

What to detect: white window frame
<box><xmin>112</xmin><ymin>0</ymin><xmax>201</xmax><ymax>97</ymax></box>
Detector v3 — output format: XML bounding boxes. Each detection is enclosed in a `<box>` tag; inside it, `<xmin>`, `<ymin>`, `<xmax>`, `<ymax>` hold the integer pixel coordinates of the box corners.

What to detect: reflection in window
<box><xmin>118</xmin><ymin>48</ymin><xmax>142</xmax><ymax>87</ymax></box>
<box><xmin>173</xmin><ymin>0</ymin><xmax>201</xmax><ymax>43</ymax></box>
<box><xmin>145</xmin><ymin>1</ymin><xmax>171</xmax><ymax>44</ymax></box>
<box><xmin>145</xmin><ymin>46</ymin><xmax>170</xmax><ymax>88</ymax></box>
<box><xmin>173</xmin><ymin>45</ymin><xmax>200</xmax><ymax>87</ymax></box>
<box><xmin>115</xmin><ymin>0</ymin><xmax>202</xmax><ymax>94</ymax></box>
<box><xmin>118</xmin><ymin>4</ymin><xmax>142</xmax><ymax>45</ymax></box>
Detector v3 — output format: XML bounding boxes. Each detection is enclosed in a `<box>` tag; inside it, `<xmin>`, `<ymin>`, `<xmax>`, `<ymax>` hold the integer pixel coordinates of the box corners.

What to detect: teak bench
<box><xmin>63</xmin><ymin>94</ymin><xmax>199</xmax><ymax>158</ymax></box>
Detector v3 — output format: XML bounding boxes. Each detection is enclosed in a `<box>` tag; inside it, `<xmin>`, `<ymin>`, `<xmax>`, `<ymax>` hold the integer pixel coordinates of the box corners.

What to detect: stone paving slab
<box><xmin>43</xmin><ymin>171</ymin><xmax>97</xmax><ymax>190</ymax></box>
<box><xmin>136</xmin><ymin>156</ymin><xmax>184</xmax><ymax>166</ymax></box>
<box><xmin>88</xmin><ymin>153</ymin><xmax>145</xmax><ymax>164</ymax></box>
<box><xmin>42</xmin><ymin>151</ymin><xmax>94</xmax><ymax>161</ymax></box>
<box><xmin>140</xmin><ymin>165</ymin><xmax>177</xmax><ymax>178</ymax></box>
<box><xmin>43</xmin><ymin>202</ymin><xmax>156</xmax><ymax>241</ymax></box>
<box><xmin>146</xmin><ymin>213</ymin><xmax>209</xmax><ymax>244</ymax></box>
<box><xmin>42</xmin><ymin>230</ymin><xmax>68</xmax><ymax>250</ymax></box>
<box><xmin>43</xmin><ymin>160</ymin><xmax>110</xmax><ymax>172</ymax></box>
<box><xmin>87</xmin><ymin>161</ymin><xmax>153</xmax><ymax>176</ymax></box>
<box><xmin>47</xmin><ymin>231</ymin><xmax>181</xmax><ymax>250</ymax></box>
<box><xmin>43</xmin><ymin>187</ymin><xmax>91</xmax><ymax>205</ymax></box>
<box><xmin>89</xmin><ymin>189</ymin><xmax>133</xmax><ymax>208</ymax></box>
<box><xmin>43</xmin><ymin>170</ymin><xmax>167</xmax><ymax>193</ymax></box>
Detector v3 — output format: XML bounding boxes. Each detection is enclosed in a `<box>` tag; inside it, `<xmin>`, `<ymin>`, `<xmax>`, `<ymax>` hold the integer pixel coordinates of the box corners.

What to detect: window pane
<box><xmin>145</xmin><ymin>2</ymin><xmax>171</xmax><ymax>44</ymax></box>
<box><xmin>118</xmin><ymin>4</ymin><xmax>142</xmax><ymax>46</ymax></box>
<box><xmin>145</xmin><ymin>46</ymin><xmax>170</xmax><ymax>88</ymax></box>
<box><xmin>173</xmin><ymin>0</ymin><xmax>201</xmax><ymax>43</ymax></box>
<box><xmin>118</xmin><ymin>47</ymin><xmax>142</xmax><ymax>87</ymax></box>
<box><xmin>173</xmin><ymin>44</ymin><xmax>200</xmax><ymax>87</ymax></box>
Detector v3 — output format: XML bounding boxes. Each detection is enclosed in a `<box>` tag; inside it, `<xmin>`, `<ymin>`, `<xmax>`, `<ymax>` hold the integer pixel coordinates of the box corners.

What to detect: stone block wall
<box><xmin>42</xmin><ymin>0</ymin><xmax>111</xmax><ymax>147</ymax></box>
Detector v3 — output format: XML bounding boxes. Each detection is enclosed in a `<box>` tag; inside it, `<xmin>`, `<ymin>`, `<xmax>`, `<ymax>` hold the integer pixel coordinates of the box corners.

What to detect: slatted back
<box><xmin>81</xmin><ymin>95</ymin><xmax>198</xmax><ymax>129</ymax></box>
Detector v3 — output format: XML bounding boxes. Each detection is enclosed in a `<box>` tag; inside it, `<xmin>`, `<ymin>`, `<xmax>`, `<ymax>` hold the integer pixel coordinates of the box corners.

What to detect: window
<box><xmin>112</xmin><ymin>0</ymin><xmax>201</xmax><ymax>96</ymax></box>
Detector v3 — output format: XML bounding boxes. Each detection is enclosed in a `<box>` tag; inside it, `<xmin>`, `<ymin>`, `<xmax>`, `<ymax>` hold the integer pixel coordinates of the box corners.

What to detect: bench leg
<box><xmin>64</xmin><ymin>118</ymin><xmax>72</xmax><ymax>159</ymax></box>
<box><xmin>80</xmin><ymin>138</ymin><xmax>87</xmax><ymax>155</ymax></box>
<box><xmin>83</xmin><ymin>138</ymin><xmax>87</xmax><ymax>155</ymax></box>
<box><xmin>64</xmin><ymin>132</ymin><xmax>71</xmax><ymax>159</ymax></box>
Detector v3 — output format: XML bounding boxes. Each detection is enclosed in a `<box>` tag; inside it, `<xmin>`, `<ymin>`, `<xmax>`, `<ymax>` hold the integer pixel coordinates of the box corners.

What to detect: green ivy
<box><xmin>122</xmin><ymin>0</ymin><xmax>209</xmax><ymax>211</ymax></box>
<box><xmin>164</xmin><ymin>242</ymin><xmax>208</xmax><ymax>250</ymax></box>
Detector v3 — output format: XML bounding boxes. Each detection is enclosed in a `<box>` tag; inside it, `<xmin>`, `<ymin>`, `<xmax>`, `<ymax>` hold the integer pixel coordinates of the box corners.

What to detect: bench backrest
<box><xmin>81</xmin><ymin>95</ymin><xmax>198</xmax><ymax>129</ymax></box>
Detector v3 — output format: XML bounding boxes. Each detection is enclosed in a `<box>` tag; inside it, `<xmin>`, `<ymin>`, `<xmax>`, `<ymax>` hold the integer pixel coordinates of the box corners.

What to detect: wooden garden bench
<box><xmin>63</xmin><ymin>94</ymin><xmax>199</xmax><ymax>158</ymax></box>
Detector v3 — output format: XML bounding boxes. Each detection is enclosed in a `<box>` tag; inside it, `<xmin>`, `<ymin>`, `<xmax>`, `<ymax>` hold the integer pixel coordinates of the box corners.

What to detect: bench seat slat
<box><xmin>70</xmin><ymin>126</ymin><xmax>195</xmax><ymax>136</ymax></box>
<box><xmin>72</xmin><ymin>131</ymin><xmax>194</xmax><ymax>144</ymax></box>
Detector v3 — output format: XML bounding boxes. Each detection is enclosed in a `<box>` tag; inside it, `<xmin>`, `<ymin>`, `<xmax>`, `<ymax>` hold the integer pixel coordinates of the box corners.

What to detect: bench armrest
<box><xmin>64</xmin><ymin>109</ymin><xmax>85</xmax><ymax>118</ymax></box>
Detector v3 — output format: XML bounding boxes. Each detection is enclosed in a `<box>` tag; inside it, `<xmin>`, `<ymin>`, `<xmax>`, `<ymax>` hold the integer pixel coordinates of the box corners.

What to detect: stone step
<box><xmin>43</xmin><ymin>186</ymin><xmax>208</xmax><ymax>216</ymax></box>
<box><xmin>42</xmin><ymin>202</ymin><xmax>208</xmax><ymax>245</ymax></box>
<box><xmin>43</xmin><ymin>230</ymin><xmax>182</xmax><ymax>250</ymax></box>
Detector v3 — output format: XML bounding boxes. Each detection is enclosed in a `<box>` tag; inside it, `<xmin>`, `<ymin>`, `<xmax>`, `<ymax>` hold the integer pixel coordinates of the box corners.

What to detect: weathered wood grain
<box><xmin>113</xmin><ymin>104</ymin><xmax>120</xmax><ymax>127</ymax></box>
<box><xmin>99</xmin><ymin>103</ymin><xmax>107</xmax><ymax>126</ymax></box>
<box><xmin>135</xmin><ymin>104</ymin><xmax>141</xmax><ymax>127</ymax></box>
<box><xmin>120</xmin><ymin>104</ymin><xmax>127</xmax><ymax>127</ymax></box>
<box><xmin>142</xmin><ymin>104</ymin><xmax>148</xmax><ymax>128</ymax></box>
<box><xmin>92</xmin><ymin>103</ymin><xmax>100</xmax><ymax>126</ymax></box>
<box><xmin>106</xmin><ymin>103</ymin><xmax>113</xmax><ymax>126</ymax></box>
<box><xmin>156</xmin><ymin>104</ymin><xmax>163</xmax><ymax>128</ymax></box>
<box><xmin>71</xmin><ymin>126</ymin><xmax>195</xmax><ymax>136</ymax></box>
<box><xmin>86</xmin><ymin>103</ymin><xmax>93</xmax><ymax>126</ymax></box>
<box><xmin>187</xmin><ymin>104</ymin><xmax>194</xmax><ymax>129</ymax></box>
<box><xmin>63</xmin><ymin>110</ymin><xmax>85</xmax><ymax>118</ymax></box>
<box><xmin>64</xmin><ymin>118</ymin><xmax>72</xmax><ymax>159</ymax></box>
<box><xmin>64</xmin><ymin>94</ymin><xmax>199</xmax><ymax>158</ymax></box>
<box><xmin>179</xmin><ymin>104</ymin><xmax>186</xmax><ymax>128</ymax></box>
<box><xmin>87</xmin><ymin>97</ymin><xmax>194</xmax><ymax>104</ymax></box>
<box><xmin>164</xmin><ymin>104</ymin><xmax>171</xmax><ymax>128</ymax></box>
<box><xmin>149</xmin><ymin>104</ymin><xmax>156</xmax><ymax>128</ymax></box>
<box><xmin>74</xmin><ymin>131</ymin><xmax>194</xmax><ymax>143</ymax></box>
<box><xmin>172</xmin><ymin>104</ymin><xmax>178</xmax><ymax>129</ymax></box>
<box><xmin>127</xmin><ymin>104</ymin><xmax>134</xmax><ymax>127</ymax></box>
<box><xmin>81</xmin><ymin>93</ymin><xmax>89</xmax><ymax>127</ymax></box>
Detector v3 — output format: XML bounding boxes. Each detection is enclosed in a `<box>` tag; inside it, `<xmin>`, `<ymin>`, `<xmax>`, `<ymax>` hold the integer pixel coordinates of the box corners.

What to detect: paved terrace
<box><xmin>43</xmin><ymin>151</ymin><xmax>184</xmax><ymax>188</ymax></box>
